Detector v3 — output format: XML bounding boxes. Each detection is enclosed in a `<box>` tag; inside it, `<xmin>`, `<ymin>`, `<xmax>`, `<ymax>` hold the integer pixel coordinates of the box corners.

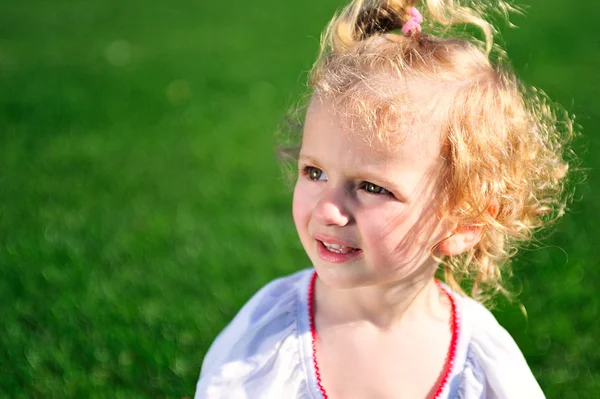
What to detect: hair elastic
<box><xmin>401</xmin><ymin>7</ymin><xmax>423</xmax><ymax>35</ymax></box>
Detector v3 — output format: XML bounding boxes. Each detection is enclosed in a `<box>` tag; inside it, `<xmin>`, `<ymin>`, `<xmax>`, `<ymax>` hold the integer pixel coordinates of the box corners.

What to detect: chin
<box><xmin>313</xmin><ymin>264</ymin><xmax>375</xmax><ymax>290</ymax></box>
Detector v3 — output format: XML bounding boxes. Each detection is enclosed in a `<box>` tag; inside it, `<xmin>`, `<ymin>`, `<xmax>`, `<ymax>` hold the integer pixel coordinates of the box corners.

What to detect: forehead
<box><xmin>302</xmin><ymin>97</ymin><xmax>443</xmax><ymax>173</ymax></box>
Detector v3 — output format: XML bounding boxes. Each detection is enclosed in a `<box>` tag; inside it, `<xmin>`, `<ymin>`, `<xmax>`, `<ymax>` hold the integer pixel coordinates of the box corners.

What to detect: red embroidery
<box><xmin>432</xmin><ymin>279</ymin><xmax>459</xmax><ymax>399</ymax></box>
<box><xmin>308</xmin><ymin>272</ymin><xmax>459</xmax><ymax>399</ymax></box>
<box><xmin>308</xmin><ymin>272</ymin><xmax>328</xmax><ymax>398</ymax></box>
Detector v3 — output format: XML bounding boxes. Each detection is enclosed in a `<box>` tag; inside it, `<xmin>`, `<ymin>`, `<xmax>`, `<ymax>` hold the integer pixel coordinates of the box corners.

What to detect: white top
<box><xmin>195</xmin><ymin>269</ymin><xmax>545</xmax><ymax>399</ymax></box>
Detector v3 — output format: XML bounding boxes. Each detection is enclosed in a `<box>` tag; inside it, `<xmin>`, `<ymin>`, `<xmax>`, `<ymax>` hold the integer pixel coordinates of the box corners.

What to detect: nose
<box><xmin>314</xmin><ymin>193</ymin><xmax>351</xmax><ymax>226</ymax></box>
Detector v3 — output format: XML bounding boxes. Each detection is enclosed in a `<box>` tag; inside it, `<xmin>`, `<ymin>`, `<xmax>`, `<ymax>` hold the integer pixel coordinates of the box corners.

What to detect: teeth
<box><xmin>322</xmin><ymin>241</ymin><xmax>357</xmax><ymax>254</ymax></box>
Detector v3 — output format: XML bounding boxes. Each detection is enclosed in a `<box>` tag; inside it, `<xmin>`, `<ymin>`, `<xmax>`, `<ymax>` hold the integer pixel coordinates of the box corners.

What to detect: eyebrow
<box><xmin>298</xmin><ymin>154</ymin><xmax>321</xmax><ymax>167</ymax></box>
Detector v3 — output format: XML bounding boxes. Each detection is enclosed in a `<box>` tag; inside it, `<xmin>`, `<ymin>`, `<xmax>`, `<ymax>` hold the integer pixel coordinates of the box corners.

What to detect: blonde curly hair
<box><xmin>280</xmin><ymin>0</ymin><xmax>577</xmax><ymax>301</ymax></box>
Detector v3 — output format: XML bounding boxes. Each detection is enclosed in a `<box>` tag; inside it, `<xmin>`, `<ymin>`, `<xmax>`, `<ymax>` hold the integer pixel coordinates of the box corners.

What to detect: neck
<box><xmin>315</xmin><ymin>265</ymin><xmax>448</xmax><ymax>330</ymax></box>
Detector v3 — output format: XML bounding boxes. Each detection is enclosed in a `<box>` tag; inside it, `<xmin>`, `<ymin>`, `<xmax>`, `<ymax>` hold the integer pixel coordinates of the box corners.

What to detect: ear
<box><xmin>439</xmin><ymin>199</ymin><xmax>499</xmax><ymax>256</ymax></box>
<box><xmin>438</xmin><ymin>225</ymin><xmax>484</xmax><ymax>256</ymax></box>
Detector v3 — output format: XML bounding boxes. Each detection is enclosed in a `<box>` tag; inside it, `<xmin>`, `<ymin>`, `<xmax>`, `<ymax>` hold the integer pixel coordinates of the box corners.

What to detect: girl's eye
<box><xmin>306</xmin><ymin>166</ymin><xmax>327</xmax><ymax>181</ymax></box>
<box><xmin>362</xmin><ymin>182</ymin><xmax>390</xmax><ymax>195</ymax></box>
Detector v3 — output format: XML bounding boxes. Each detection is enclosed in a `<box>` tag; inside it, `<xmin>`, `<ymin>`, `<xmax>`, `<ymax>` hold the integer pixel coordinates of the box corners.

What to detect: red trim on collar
<box><xmin>432</xmin><ymin>279</ymin><xmax>459</xmax><ymax>399</ymax></box>
<box><xmin>308</xmin><ymin>271</ymin><xmax>459</xmax><ymax>399</ymax></box>
<box><xmin>308</xmin><ymin>271</ymin><xmax>328</xmax><ymax>398</ymax></box>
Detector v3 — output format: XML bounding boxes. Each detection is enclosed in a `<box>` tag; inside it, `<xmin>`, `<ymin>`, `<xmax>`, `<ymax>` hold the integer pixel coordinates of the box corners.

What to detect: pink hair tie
<box><xmin>401</xmin><ymin>7</ymin><xmax>423</xmax><ymax>35</ymax></box>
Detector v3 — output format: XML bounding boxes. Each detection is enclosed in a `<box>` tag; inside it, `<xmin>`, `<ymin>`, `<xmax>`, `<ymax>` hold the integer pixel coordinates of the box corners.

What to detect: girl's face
<box><xmin>293</xmin><ymin>99</ymin><xmax>452</xmax><ymax>289</ymax></box>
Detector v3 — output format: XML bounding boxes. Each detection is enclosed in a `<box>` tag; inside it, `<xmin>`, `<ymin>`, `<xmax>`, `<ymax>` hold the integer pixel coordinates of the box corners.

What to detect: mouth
<box><xmin>315</xmin><ymin>238</ymin><xmax>363</xmax><ymax>263</ymax></box>
<box><xmin>319</xmin><ymin>240</ymin><xmax>360</xmax><ymax>254</ymax></box>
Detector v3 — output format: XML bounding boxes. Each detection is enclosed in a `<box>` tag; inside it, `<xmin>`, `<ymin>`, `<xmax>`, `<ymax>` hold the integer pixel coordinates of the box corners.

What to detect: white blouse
<box><xmin>195</xmin><ymin>269</ymin><xmax>545</xmax><ymax>399</ymax></box>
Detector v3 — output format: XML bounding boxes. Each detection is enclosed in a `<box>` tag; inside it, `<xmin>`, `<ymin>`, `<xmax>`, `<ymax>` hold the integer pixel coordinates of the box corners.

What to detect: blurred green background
<box><xmin>0</xmin><ymin>0</ymin><xmax>598</xmax><ymax>397</ymax></box>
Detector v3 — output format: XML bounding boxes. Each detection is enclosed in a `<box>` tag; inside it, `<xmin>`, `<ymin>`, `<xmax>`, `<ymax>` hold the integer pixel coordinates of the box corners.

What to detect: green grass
<box><xmin>0</xmin><ymin>0</ymin><xmax>598</xmax><ymax>397</ymax></box>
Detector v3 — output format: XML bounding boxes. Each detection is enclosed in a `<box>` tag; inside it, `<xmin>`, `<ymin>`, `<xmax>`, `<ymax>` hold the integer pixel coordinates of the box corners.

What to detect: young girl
<box><xmin>196</xmin><ymin>0</ymin><xmax>574</xmax><ymax>397</ymax></box>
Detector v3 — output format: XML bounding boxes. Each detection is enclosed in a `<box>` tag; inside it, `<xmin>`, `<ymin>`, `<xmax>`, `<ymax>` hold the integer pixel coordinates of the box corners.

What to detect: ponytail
<box><xmin>322</xmin><ymin>0</ymin><xmax>495</xmax><ymax>55</ymax></box>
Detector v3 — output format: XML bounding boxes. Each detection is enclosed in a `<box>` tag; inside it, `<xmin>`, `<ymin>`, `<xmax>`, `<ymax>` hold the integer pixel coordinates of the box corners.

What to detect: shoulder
<box><xmin>195</xmin><ymin>269</ymin><xmax>313</xmax><ymax>398</ymax></box>
<box><xmin>455</xmin><ymin>295</ymin><xmax>545</xmax><ymax>399</ymax></box>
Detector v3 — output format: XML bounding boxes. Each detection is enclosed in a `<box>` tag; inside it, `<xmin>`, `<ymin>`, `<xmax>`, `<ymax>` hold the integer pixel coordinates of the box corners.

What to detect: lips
<box><xmin>321</xmin><ymin>241</ymin><xmax>359</xmax><ymax>254</ymax></box>
<box><xmin>313</xmin><ymin>234</ymin><xmax>362</xmax><ymax>263</ymax></box>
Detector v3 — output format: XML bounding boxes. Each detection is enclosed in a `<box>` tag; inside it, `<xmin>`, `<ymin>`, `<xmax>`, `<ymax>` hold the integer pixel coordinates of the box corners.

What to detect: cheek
<box><xmin>357</xmin><ymin>208</ymin><xmax>406</xmax><ymax>250</ymax></box>
<box><xmin>292</xmin><ymin>180</ymin><xmax>311</xmax><ymax>229</ymax></box>
<box><xmin>361</xmin><ymin>204</ymin><xmax>411</xmax><ymax>237</ymax></box>
<box><xmin>360</xmin><ymin>205</ymin><xmax>429</xmax><ymax>257</ymax></box>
